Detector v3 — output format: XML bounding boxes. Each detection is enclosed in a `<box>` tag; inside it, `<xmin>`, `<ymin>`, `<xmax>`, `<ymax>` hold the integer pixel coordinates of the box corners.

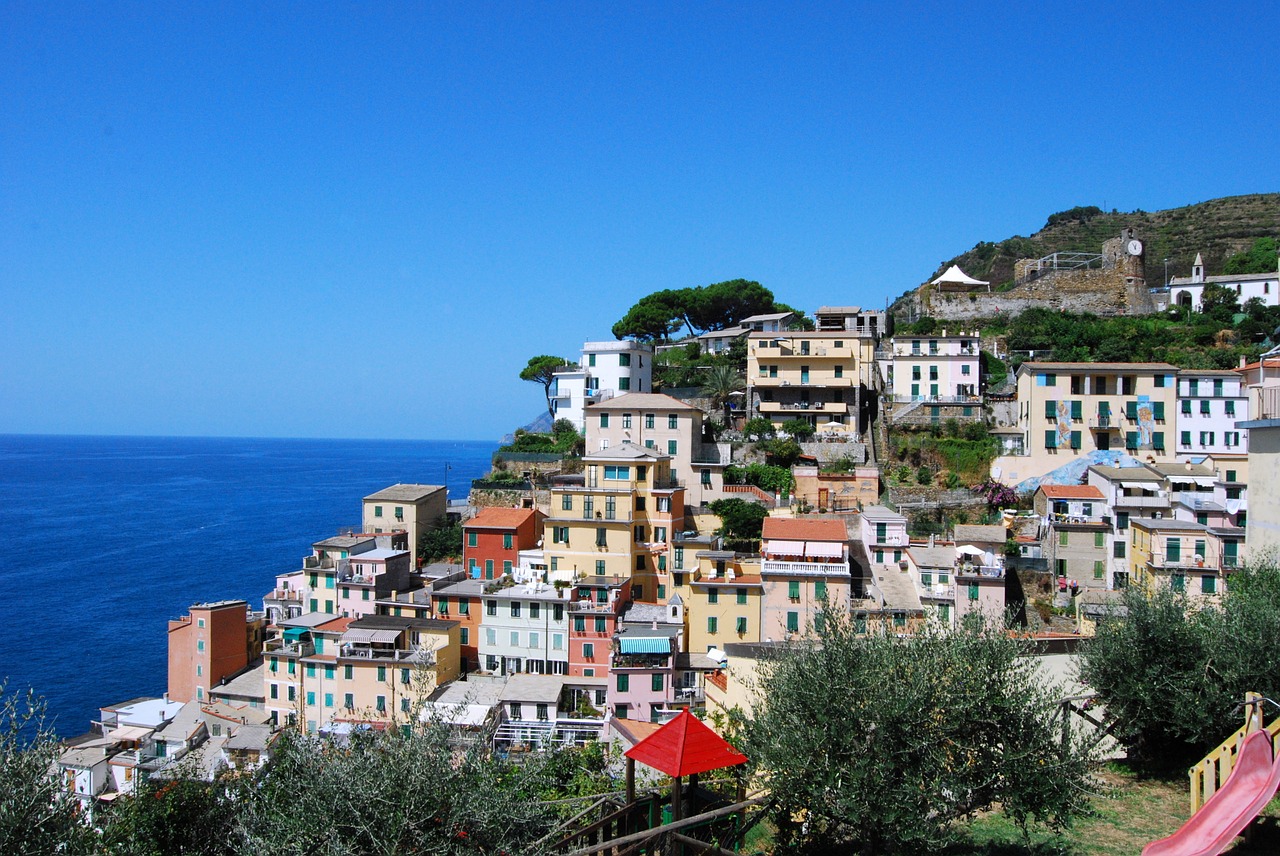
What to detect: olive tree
<box><xmin>746</xmin><ymin>617</ymin><xmax>1093</xmax><ymax>854</ymax></box>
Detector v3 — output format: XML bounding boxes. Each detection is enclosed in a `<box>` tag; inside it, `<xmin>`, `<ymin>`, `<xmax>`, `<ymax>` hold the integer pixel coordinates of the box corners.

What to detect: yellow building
<box><xmin>545</xmin><ymin>443</ymin><xmax>685</xmax><ymax>602</ymax></box>
<box><xmin>1129</xmin><ymin>518</ymin><xmax>1224</xmax><ymax>598</ymax></box>
<box><xmin>265</xmin><ymin>614</ymin><xmax>460</xmax><ymax>733</ymax></box>
<box><xmin>747</xmin><ymin>328</ymin><xmax>873</xmax><ymax>437</ymax></box>
<box><xmin>683</xmin><ymin>551</ymin><xmax>763</xmax><ymax>654</ymax></box>
<box><xmin>993</xmin><ymin>361</ymin><xmax>1180</xmax><ymax>486</ymax></box>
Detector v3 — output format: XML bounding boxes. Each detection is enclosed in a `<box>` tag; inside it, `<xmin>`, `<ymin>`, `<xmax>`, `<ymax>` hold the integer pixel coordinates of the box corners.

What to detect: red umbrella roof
<box><xmin>623</xmin><ymin>709</ymin><xmax>748</xmax><ymax>778</ymax></box>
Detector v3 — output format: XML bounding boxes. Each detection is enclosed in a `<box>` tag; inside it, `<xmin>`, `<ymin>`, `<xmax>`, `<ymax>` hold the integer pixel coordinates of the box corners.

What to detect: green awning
<box><xmin>282</xmin><ymin>627</ymin><xmax>308</xmax><ymax>642</ymax></box>
<box><xmin>620</xmin><ymin>637</ymin><xmax>669</xmax><ymax>654</ymax></box>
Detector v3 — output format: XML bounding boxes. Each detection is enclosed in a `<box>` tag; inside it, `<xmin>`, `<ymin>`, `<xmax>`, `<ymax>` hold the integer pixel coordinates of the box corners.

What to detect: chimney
<box><xmin>651</xmin><ymin>620</ymin><xmax>658</xmax><ymax>630</ymax></box>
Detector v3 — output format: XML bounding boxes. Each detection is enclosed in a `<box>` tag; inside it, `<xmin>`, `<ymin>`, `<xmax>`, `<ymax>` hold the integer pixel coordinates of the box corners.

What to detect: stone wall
<box><xmin>924</xmin><ymin>265</ymin><xmax>1155</xmax><ymax>320</ymax></box>
<box><xmin>798</xmin><ymin>440</ymin><xmax>867</xmax><ymax>464</ymax></box>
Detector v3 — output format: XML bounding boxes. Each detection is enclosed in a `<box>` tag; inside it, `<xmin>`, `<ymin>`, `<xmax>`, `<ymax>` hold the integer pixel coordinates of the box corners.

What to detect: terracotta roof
<box><xmin>762</xmin><ymin>517</ymin><xmax>849</xmax><ymax>542</ymax></box>
<box><xmin>1038</xmin><ymin>485</ymin><xmax>1105</xmax><ymax>500</ymax></box>
<box><xmin>465</xmin><ymin>506</ymin><xmax>538</xmax><ymax>530</ymax></box>
<box><xmin>315</xmin><ymin>616</ymin><xmax>353</xmax><ymax>633</ymax></box>
<box><xmin>586</xmin><ymin>392</ymin><xmax>699</xmax><ymax>411</ymax></box>
<box><xmin>624</xmin><ymin>709</ymin><xmax>748</xmax><ymax>778</ymax></box>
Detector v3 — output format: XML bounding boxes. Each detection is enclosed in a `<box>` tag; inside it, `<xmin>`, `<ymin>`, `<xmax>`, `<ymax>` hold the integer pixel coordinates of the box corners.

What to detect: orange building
<box><xmin>168</xmin><ymin>600</ymin><xmax>263</xmax><ymax>703</ymax></box>
<box><xmin>463</xmin><ymin>507</ymin><xmax>545</xmax><ymax>580</ymax></box>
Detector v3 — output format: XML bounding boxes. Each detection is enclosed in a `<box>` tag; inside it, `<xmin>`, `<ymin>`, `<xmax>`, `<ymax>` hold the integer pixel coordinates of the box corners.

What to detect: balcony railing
<box><xmin>956</xmin><ymin>564</ymin><xmax>1004</xmax><ymax>578</ymax></box>
<box><xmin>1112</xmin><ymin>494</ymin><xmax>1167</xmax><ymax>508</ymax></box>
<box><xmin>889</xmin><ymin>394</ymin><xmax>982</xmax><ymax>404</ymax></box>
<box><xmin>568</xmin><ymin>600</ymin><xmax>616</xmax><ymax>614</ymax></box>
<box><xmin>265</xmin><ymin>589</ymin><xmax>303</xmax><ymax>602</ymax></box>
<box><xmin>1254</xmin><ymin>386</ymin><xmax>1280</xmax><ymax>420</ymax></box>
<box><xmin>1171</xmin><ymin>492</ymin><xmax>1220</xmax><ymax>511</ymax></box>
<box><xmin>761</xmin><ymin>559</ymin><xmax>851</xmax><ymax>577</ymax></box>
<box><xmin>265</xmin><ymin>639</ymin><xmax>314</xmax><ymax>657</ymax></box>
<box><xmin>1148</xmin><ymin>553</ymin><xmax>1220</xmax><ymax>570</ymax></box>
<box><xmin>1049</xmin><ymin>513</ymin><xmax>1109</xmax><ymax>525</ymax></box>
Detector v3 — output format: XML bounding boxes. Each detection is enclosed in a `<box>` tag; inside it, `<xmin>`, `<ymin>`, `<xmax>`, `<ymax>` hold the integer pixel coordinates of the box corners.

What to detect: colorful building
<box><xmin>464</xmin><ymin>506</ymin><xmax>545</xmax><ymax>580</ymax></box>
<box><xmin>567</xmin><ymin>574</ymin><xmax>631</xmax><ymax>678</ymax></box>
<box><xmin>759</xmin><ymin>517</ymin><xmax>851</xmax><ymax>640</ymax></box>
<box><xmin>167</xmin><ymin>599</ymin><xmax>264</xmax><ymax>704</ymax></box>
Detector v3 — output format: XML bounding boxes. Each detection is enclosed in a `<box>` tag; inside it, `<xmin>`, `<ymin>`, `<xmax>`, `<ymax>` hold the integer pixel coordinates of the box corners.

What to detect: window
<box><xmin>436</xmin><ymin>597</ymin><xmax>448</xmax><ymax>615</ymax></box>
<box><xmin>1070</xmin><ymin>431</ymin><xmax>1082</xmax><ymax>450</ymax></box>
<box><xmin>1182</xmin><ymin>400</ymin><xmax>1192</xmax><ymax>415</ymax></box>
<box><xmin>1181</xmin><ymin>430</ymin><xmax>1192</xmax><ymax>447</ymax></box>
<box><xmin>460</xmin><ymin>627</ymin><xmax>469</xmax><ymax>645</ymax></box>
<box><xmin>619</xmin><ymin>377</ymin><xmax>631</xmax><ymax>390</ymax></box>
<box><xmin>1227</xmin><ymin>469</ymin><xmax>1237</xmax><ymax>483</ymax></box>
<box><xmin>788</xmin><ymin>580</ymin><xmax>800</xmax><ymax>601</ymax></box>
<box><xmin>668</xmin><ymin>440</ymin><xmax>677</xmax><ymax>455</ymax></box>
<box><xmin>467</xmin><ymin>532</ymin><xmax>477</xmax><ymax>548</ymax></box>
<box><xmin>596</xmin><ymin>559</ymin><xmax>606</xmax><ymax>575</ymax></box>
<box><xmin>1059</xmin><ymin>531</ymin><xmax>1069</xmax><ymax>547</ymax></box>
<box><xmin>574</xmin><ymin>615</ymin><xmax>586</xmax><ymax>632</ymax></box>
<box><xmin>344</xmin><ymin>693</ymin><xmax>354</xmax><ymax>710</ymax></box>
<box><xmin>1114</xmin><ymin>540</ymin><xmax>1126</xmax><ymax>558</ymax></box>
<box><xmin>503</xmin><ymin>533</ymin><xmax>513</xmax><ymax>550</ymax></box>
<box><xmin>486</xmin><ymin>600</ymin><xmax>497</xmax><ymax>616</ymax></box>
<box><xmin>617</xmin><ymin>674</ymin><xmax>629</xmax><ymax>692</ymax></box>
<box><xmin>707</xmin><ymin>587</ymin><xmax>719</xmax><ymax>604</ymax></box>
<box><xmin>603</xmin><ymin>465</ymin><xmax>630</xmax><ymax>480</ymax></box>
<box><xmin>1201</xmin><ymin>400</ymin><xmax>1212</xmax><ymax>416</ymax></box>
<box><xmin>1095</xmin><ymin>531</ymin><xmax>1105</xmax><ymax>548</ymax></box>
<box><xmin>835</xmin><ymin>365</ymin><xmax>843</xmax><ymax>378</ymax></box>
<box><xmin>374</xmin><ymin>505</ymin><xmax>383</xmax><ymax>518</ymax></box>
<box><xmin>968</xmin><ymin>583</ymin><xmax>979</xmax><ymax>601</ymax></box>
<box><xmin>1166</xmin><ymin>538</ymin><xmax>1181</xmax><ymax>563</ymax></box>
<box><xmin>600</xmin><ymin>413</ymin><xmax>609</xmax><ymax>428</ymax></box>
<box><xmin>668</xmin><ymin>414</ymin><xmax>679</xmax><ymax>429</ymax></box>
<box><xmin>529</xmin><ymin>631</ymin><xmax>539</xmax><ymax>648</ymax></box>
<box><xmin>786</xmin><ymin>612</ymin><xmax>799</xmax><ymax>633</ymax></box>
<box><xmin>1093</xmin><ymin>561</ymin><xmax>1104</xmax><ymax>580</ymax></box>
<box><xmin>197</xmin><ymin>639</ymin><xmax>205</xmax><ymax>652</ymax></box>
<box><xmin>1200</xmin><ymin>431</ymin><xmax>1215</xmax><ymax>446</ymax></box>
<box><xmin>596</xmin><ymin>527</ymin><xmax>608</xmax><ymax>548</ymax></box>
<box><xmin>912</xmin><ymin>366</ymin><xmax>921</xmax><ymax>381</ymax></box>
<box><xmin>1045</xmin><ymin>430</ymin><xmax>1058</xmax><ymax>450</ymax></box>
<box><xmin>652</xmin><ymin>674</ymin><xmax>664</xmax><ymax>692</ymax></box>
<box><xmin>736</xmin><ymin>616</ymin><xmax>748</xmax><ymax>634</ymax></box>
<box><xmin>1226</xmin><ymin>400</ymin><xmax>1236</xmax><ymax>416</ymax></box>
<box><xmin>510</xmin><ymin>631</ymin><xmax>519</xmax><ymax>646</ymax></box>
<box><xmin>583</xmin><ymin>642</ymin><xmax>595</xmax><ymax>659</ymax></box>
<box><xmin>1154</xmin><ymin>373</ymin><xmax>1167</xmax><ymax>388</ymax></box>
<box><xmin>619</xmin><ymin>353</ymin><xmax>631</xmax><ymax>367</ymax></box>
<box><xmin>510</xmin><ymin>602</ymin><xmax>521</xmax><ymax>618</ymax></box>
<box><xmin>1153</xmin><ymin>401</ymin><xmax>1165</xmax><ymax>421</ymax></box>
<box><xmin>270</xmin><ymin>683</ymin><xmax>278</xmax><ymax>699</ymax></box>
<box><xmin>553</xmin><ymin>632</ymin><xmax>564</xmax><ymax>648</ymax></box>
<box><xmin>737</xmin><ymin>588</ymin><xmax>748</xmax><ymax>605</ymax></box>
<box><xmin>815</xmin><ymin>579</ymin><xmax>827</xmax><ymax>599</ymax></box>
<box><xmin>921</xmin><ymin>572</ymin><xmax>932</xmax><ymax>586</ymax></box>
<box><xmin>622</xmin><ymin>414</ymin><xmax>632</xmax><ymax>429</ymax></box>
<box><xmin>306</xmin><ymin>663</ymin><xmax>316</xmax><ymax>678</ymax></box>
<box><xmin>401</xmin><ymin>668</ymin><xmax>410</xmax><ymax>686</ymax></box>
<box><xmin>707</xmin><ymin>616</ymin><xmax>718</xmax><ymax>634</ymax></box>
<box><xmin>1171</xmin><ymin>573</ymin><xmax>1186</xmax><ymax>592</ymax></box>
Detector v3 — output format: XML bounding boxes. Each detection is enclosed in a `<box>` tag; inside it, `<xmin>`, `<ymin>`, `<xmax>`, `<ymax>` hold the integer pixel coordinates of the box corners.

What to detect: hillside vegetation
<box><xmin>899</xmin><ymin>193</ymin><xmax>1279</xmax><ymax>299</ymax></box>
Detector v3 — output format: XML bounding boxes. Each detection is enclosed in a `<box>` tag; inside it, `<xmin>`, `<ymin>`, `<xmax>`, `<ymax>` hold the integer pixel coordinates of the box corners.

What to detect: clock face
<box><xmin>1127</xmin><ymin>239</ymin><xmax>1143</xmax><ymax>256</ymax></box>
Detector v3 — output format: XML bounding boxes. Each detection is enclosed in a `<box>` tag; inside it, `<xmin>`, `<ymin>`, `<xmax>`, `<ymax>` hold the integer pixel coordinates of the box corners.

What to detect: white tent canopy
<box><xmin>931</xmin><ymin>265</ymin><xmax>989</xmax><ymax>286</ymax></box>
<box><xmin>956</xmin><ymin>545</ymin><xmax>985</xmax><ymax>556</ymax></box>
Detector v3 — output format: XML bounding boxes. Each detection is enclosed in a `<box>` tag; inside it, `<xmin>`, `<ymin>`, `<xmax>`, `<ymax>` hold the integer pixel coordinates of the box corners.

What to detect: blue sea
<box><xmin>0</xmin><ymin>435</ymin><xmax>496</xmax><ymax>736</ymax></box>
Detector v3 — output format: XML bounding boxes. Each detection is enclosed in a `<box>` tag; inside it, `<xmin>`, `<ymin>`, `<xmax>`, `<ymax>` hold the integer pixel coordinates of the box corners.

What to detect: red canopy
<box><xmin>623</xmin><ymin>709</ymin><xmax>748</xmax><ymax>778</ymax></box>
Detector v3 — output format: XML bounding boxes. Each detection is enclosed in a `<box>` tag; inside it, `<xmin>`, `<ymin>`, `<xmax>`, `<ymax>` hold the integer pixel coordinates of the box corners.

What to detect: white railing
<box><xmin>761</xmin><ymin>559</ymin><xmax>851</xmax><ymax>577</ymax></box>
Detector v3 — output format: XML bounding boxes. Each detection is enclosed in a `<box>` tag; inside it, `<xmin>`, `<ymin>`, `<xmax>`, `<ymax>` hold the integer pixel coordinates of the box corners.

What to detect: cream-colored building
<box><xmin>544</xmin><ymin>443</ymin><xmax>685</xmax><ymax>602</ymax></box>
<box><xmin>993</xmin><ymin>362</ymin><xmax>1180</xmax><ymax>487</ymax></box>
<box><xmin>747</xmin><ymin>307</ymin><xmax>881</xmax><ymax>437</ymax></box>
<box><xmin>683</xmin><ymin>551</ymin><xmax>764</xmax><ymax>654</ymax></box>
<box><xmin>1129</xmin><ymin>518</ymin><xmax>1223</xmax><ymax>598</ymax></box>
<box><xmin>362</xmin><ymin>484</ymin><xmax>447</xmax><ymax>554</ymax></box>
<box><xmin>584</xmin><ymin>392</ymin><xmax>727</xmax><ymax>507</ymax></box>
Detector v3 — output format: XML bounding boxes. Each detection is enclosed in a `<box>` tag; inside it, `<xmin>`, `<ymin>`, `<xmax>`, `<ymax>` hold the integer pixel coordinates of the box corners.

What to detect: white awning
<box><xmin>804</xmin><ymin>541</ymin><xmax>846</xmax><ymax>558</ymax></box>
<box><xmin>108</xmin><ymin>725</ymin><xmax>153</xmax><ymax>743</ymax></box>
<box><xmin>956</xmin><ymin>545</ymin><xmax>985</xmax><ymax>556</ymax></box>
<box><xmin>1120</xmin><ymin>481</ymin><xmax>1154</xmax><ymax>490</ymax></box>
<box><xmin>766</xmin><ymin>540</ymin><xmax>806</xmax><ymax>554</ymax></box>
<box><xmin>341</xmin><ymin>629</ymin><xmax>402</xmax><ymax>645</ymax></box>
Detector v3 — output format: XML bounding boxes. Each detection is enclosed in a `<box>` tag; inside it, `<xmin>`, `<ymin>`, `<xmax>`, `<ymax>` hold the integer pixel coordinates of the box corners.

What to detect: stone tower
<box><xmin>1102</xmin><ymin>227</ymin><xmax>1153</xmax><ymax>313</ymax></box>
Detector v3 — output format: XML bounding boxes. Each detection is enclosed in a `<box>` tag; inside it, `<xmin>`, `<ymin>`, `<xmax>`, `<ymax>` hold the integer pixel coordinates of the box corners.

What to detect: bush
<box><xmin>916</xmin><ymin>465</ymin><xmax>933</xmax><ymax>486</ymax></box>
<box><xmin>743</xmin><ymin>417</ymin><xmax>775</xmax><ymax>441</ymax></box>
<box><xmin>780</xmin><ymin>418</ymin><xmax>816</xmax><ymax>440</ymax></box>
<box><xmin>707</xmin><ymin>498</ymin><xmax>768</xmax><ymax>543</ymax></box>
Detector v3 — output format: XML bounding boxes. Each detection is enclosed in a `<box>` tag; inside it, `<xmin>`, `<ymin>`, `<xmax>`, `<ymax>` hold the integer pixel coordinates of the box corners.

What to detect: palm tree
<box><xmin>701</xmin><ymin>364</ymin><xmax>746</xmax><ymax>426</ymax></box>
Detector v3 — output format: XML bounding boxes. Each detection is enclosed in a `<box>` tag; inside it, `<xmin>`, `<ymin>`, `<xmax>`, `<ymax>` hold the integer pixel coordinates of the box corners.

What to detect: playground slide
<box><xmin>1143</xmin><ymin>729</ymin><xmax>1280</xmax><ymax>856</ymax></box>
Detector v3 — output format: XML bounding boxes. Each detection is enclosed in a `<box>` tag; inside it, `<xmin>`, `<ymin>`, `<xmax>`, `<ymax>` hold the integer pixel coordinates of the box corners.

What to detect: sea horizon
<box><xmin>0</xmin><ymin>434</ymin><xmax>498</xmax><ymax>735</ymax></box>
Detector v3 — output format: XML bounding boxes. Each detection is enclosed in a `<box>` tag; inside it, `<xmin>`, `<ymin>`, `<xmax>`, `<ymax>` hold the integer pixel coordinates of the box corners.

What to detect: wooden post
<box><xmin>672</xmin><ymin>775</ymin><xmax>683</xmax><ymax>821</ymax></box>
<box><xmin>626</xmin><ymin>757</ymin><xmax>636</xmax><ymax>804</ymax></box>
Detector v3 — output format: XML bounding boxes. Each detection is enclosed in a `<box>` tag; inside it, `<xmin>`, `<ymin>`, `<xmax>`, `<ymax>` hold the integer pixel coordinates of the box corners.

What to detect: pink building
<box><xmin>759</xmin><ymin>517</ymin><xmax>851</xmax><ymax>640</ymax></box>
<box><xmin>567</xmin><ymin>575</ymin><xmax>631</xmax><ymax>678</ymax></box>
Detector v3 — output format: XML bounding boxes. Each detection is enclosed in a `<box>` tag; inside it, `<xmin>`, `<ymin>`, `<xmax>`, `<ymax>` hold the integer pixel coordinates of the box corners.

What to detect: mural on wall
<box><xmin>1056</xmin><ymin>400</ymin><xmax>1072</xmax><ymax>449</ymax></box>
<box><xmin>1137</xmin><ymin>395</ymin><xmax>1154</xmax><ymax>447</ymax></box>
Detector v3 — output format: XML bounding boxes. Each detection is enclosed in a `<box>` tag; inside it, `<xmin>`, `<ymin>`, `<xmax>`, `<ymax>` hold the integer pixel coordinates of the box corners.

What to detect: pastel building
<box><xmin>747</xmin><ymin>305</ymin><xmax>883</xmax><ymax>437</ymax></box>
<box><xmin>550</xmin><ymin>341</ymin><xmax>656</xmax><ymax>430</ymax></box>
<box><xmin>544</xmin><ymin>443</ymin><xmax>685</xmax><ymax>601</ymax></box>
<box><xmin>609</xmin><ymin>601</ymin><xmax>684</xmax><ymax>722</ymax></box>
<box><xmin>477</xmin><ymin>581</ymin><xmax>570</xmax><ymax>676</ymax></box>
<box><xmin>879</xmin><ymin>329</ymin><xmax>982</xmax><ymax>425</ymax></box>
<box><xmin>859</xmin><ymin>504</ymin><xmax>911</xmax><ymax>574</ymax></box>
<box><xmin>167</xmin><ymin>600</ymin><xmax>264</xmax><ymax>704</ymax></box>
<box><xmin>907</xmin><ymin>544</ymin><xmax>958</xmax><ymax>625</ymax></box>
<box><xmin>684</xmin><ymin>552</ymin><xmax>764</xmax><ymax>653</ymax></box>
<box><xmin>1175</xmin><ymin>369</ymin><xmax>1248</xmax><ymax>458</ymax></box>
<box><xmin>362</xmin><ymin>484</ymin><xmax>448</xmax><ymax>553</ymax></box>
<box><xmin>1128</xmin><ymin>518</ymin><xmax>1224</xmax><ymax>597</ymax></box>
<box><xmin>993</xmin><ymin>362</ymin><xmax>1180</xmax><ymax>486</ymax></box>
<box><xmin>1033</xmin><ymin>485</ymin><xmax>1113</xmax><ymax>591</ymax></box>
<box><xmin>464</xmin><ymin>506</ymin><xmax>545</xmax><ymax>580</ymax></box>
<box><xmin>585</xmin><ymin>392</ymin><xmax>728</xmax><ymax>507</ymax></box>
<box><xmin>759</xmin><ymin>517</ymin><xmax>851</xmax><ymax>640</ymax></box>
<box><xmin>423</xmin><ymin>579</ymin><xmax>485</xmax><ymax>671</ymax></box>
<box><xmin>567</xmin><ymin>574</ymin><xmax>631</xmax><ymax>678</ymax></box>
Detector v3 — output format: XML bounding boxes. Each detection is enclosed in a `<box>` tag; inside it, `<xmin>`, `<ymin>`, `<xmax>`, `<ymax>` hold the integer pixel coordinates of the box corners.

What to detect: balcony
<box><xmin>1049</xmin><ymin>513</ymin><xmax>1110</xmax><ymax>526</ymax></box>
<box><xmin>956</xmin><ymin>564</ymin><xmax>1004</xmax><ymax>578</ymax></box>
<box><xmin>761</xmin><ymin>559</ymin><xmax>851</xmax><ymax>577</ymax></box>
<box><xmin>1171</xmin><ymin>492</ymin><xmax>1222</xmax><ymax>511</ymax></box>
<box><xmin>265</xmin><ymin>639</ymin><xmax>314</xmax><ymax>657</ymax></box>
<box><xmin>1112</xmin><ymin>493</ymin><xmax>1167</xmax><ymax>508</ymax></box>
<box><xmin>303</xmin><ymin>556</ymin><xmax>335</xmax><ymax>570</ymax></box>
<box><xmin>920</xmin><ymin>584</ymin><xmax>956</xmax><ymax>599</ymax></box>
<box><xmin>1147</xmin><ymin>553</ymin><xmax>1219</xmax><ymax>571</ymax></box>
<box><xmin>888</xmin><ymin>394</ymin><xmax>982</xmax><ymax>405</ymax></box>
<box><xmin>1088</xmin><ymin>415</ymin><xmax>1118</xmax><ymax>430</ymax></box>
<box><xmin>339</xmin><ymin>645</ymin><xmax>435</xmax><ymax>664</ymax></box>
<box><xmin>757</xmin><ymin>400</ymin><xmax>849</xmax><ymax>414</ymax></box>
<box><xmin>611</xmin><ymin>654</ymin><xmax>672</xmax><ymax>670</ymax></box>
<box><xmin>568</xmin><ymin>600</ymin><xmax>616</xmax><ymax>614</ymax></box>
<box><xmin>265</xmin><ymin>589</ymin><xmax>303</xmax><ymax>603</ymax></box>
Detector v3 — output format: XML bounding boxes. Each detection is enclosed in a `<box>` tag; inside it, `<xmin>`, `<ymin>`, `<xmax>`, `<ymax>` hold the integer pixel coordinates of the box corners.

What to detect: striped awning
<box><xmin>620</xmin><ymin>637</ymin><xmax>670</xmax><ymax>654</ymax></box>
<box><xmin>804</xmin><ymin>541</ymin><xmax>845</xmax><ymax>558</ymax></box>
<box><xmin>766</xmin><ymin>539</ymin><xmax>805</xmax><ymax>554</ymax></box>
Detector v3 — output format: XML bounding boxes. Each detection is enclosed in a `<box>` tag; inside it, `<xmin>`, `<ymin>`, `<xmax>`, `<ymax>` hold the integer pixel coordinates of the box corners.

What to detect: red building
<box><xmin>568</xmin><ymin>575</ymin><xmax>631</xmax><ymax>678</ymax></box>
<box><xmin>463</xmin><ymin>507</ymin><xmax>544</xmax><ymax>580</ymax></box>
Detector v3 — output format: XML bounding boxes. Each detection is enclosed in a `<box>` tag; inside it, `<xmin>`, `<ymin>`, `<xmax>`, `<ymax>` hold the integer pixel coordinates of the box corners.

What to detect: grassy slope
<box><xmin>894</xmin><ymin>193</ymin><xmax>1280</xmax><ymax>306</ymax></box>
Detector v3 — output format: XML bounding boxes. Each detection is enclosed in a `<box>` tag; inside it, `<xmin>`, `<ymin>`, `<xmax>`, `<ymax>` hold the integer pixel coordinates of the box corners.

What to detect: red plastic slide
<box><xmin>1143</xmin><ymin>729</ymin><xmax>1280</xmax><ymax>856</ymax></box>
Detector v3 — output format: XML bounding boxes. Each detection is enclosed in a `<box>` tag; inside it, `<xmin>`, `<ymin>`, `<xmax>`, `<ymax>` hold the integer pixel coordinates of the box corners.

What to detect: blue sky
<box><xmin>2</xmin><ymin>2</ymin><xmax>1276</xmax><ymax>441</ymax></box>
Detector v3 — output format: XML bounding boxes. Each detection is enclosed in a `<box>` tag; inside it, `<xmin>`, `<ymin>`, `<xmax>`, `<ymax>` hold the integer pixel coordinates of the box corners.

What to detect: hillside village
<box><xmin>53</xmin><ymin>221</ymin><xmax>1280</xmax><ymax>830</ymax></box>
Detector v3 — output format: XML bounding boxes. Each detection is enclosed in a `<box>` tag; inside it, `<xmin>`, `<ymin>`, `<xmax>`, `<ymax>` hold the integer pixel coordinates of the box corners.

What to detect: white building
<box><xmin>879</xmin><ymin>330</ymin><xmax>982</xmax><ymax>425</ymax></box>
<box><xmin>478</xmin><ymin>582</ymin><xmax>570</xmax><ymax>676</ymax></box>
<box><xmin>550</xmin><ymin>341</ymin><xmax>655</xmax><ymax>430</ymax></box>
<box><xmin>1175</xmin><ymin>369</ymin><xmax>1249</xmax><ymax>459</ymax></box>
<box><xmin>1168</xmin><ymin>252</ymin><xmax>1280</xmax><ymax>310</ymax></box>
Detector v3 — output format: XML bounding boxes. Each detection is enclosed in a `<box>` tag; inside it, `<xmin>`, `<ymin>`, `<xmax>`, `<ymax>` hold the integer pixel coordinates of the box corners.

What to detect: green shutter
<box><xmin>1044</xmin><ymin>400</ymin><xmax>1057</xmax><ymax>419</ymax></box>
<box><xmin>1153</xmin><ymin>401</ymin><xmax>1165</xmax><ymax>420</ymax></box>
<box><xmin>1070</xmin><ymin>400</ymin><xmax>1082</xmax><ymax>420</ymax></box>
<box><xmin>1070</xmin><ymin>431</ymin><xmax>1082</xmax><ymax>450</ymax></box>
<box><xmin>1126</xmin><ymin>401</ymin><xmax>1138</xmax><ymax>420</ymax></box>
<box><xmin>1045</xmin><ymin>430</ymin><xmax>1058</xmax><ymax>449</ymax></box>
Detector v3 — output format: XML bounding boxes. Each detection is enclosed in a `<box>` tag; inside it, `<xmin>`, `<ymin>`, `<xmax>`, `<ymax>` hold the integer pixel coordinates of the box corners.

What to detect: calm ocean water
<box><xmin>0</xmin><ymin>434</ymin><xmax>496</xmax><ymax>735</ymax></box>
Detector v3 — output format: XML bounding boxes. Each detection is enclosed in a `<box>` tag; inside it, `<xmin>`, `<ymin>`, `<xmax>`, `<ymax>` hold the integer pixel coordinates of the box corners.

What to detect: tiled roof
<box><xmin>1018</xmin><ymin>361</ymin><xmax>1179</xmax><ymax>373</ymax></box>
<box><xmin>465</xmin><ymin>507</ymin><xmax>538</xmax><ymax>530</ymax></box>
<box><xmin>762</xmin><ymin>517</ymin><xmax>849</xmax><ymax>542</ymax></box>
<box><xmin>316</xmin><ymin>616</ymin><xmax>353</xmax><ymax>633</ymax></box>
<box><xmin>1038</xmin><ymin>485</ymin><xmax>1105</xmax><ymax>500</ymax></box>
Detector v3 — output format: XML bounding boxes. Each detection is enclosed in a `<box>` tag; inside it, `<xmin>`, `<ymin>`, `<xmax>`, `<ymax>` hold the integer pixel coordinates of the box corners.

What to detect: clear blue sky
<box><xmin>2</xmin><ymin>2</ymin><xmax>1276</xmax><ymax>440</ymax></box>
